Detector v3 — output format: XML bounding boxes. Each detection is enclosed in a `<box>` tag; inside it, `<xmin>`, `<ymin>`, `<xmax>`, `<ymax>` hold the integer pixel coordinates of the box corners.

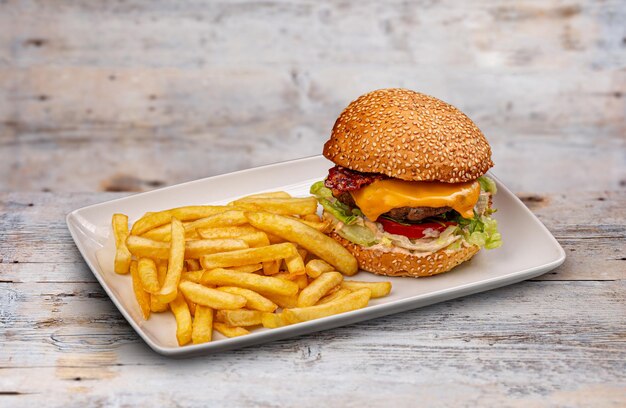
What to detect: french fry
<box><xmin>185</xmin><ymin>296</ymin><xmax>197</xmax><ymax>316</ymax></box>
<box><xmin>283</xmin><ymin>288</ymin><xmax>372</xmax><ymax>324</ymax></box>
<box><xmin>228</xmin><ymin>264</ymin><xmax>263</xmax><ymax>273</ymax></box>
<box><xmin>154</xmin><ymin>218</ymin><xmax>185</xmax><ymax>303</ymax></box>
<box><xmin>217</xmin><ymin>287</ymin><xmax>277</xmax><ymax>312</ymax></box>
<box><xmin>216</xmin><ymin>309</ymin><xmax>263</xmax><ymax>327</ymax></box>
<box><xmin>131</xmin><ymin>205</ymin><xmax>232</xmax><ymax>235</ymax></box>
<box><xmin>266</xmin><ymin>233</ymin><xmax>286</xmax><ymax>244</ymax></box>
<box><xmin>130</xmin><ymin>260</ymin><xmax>151</xmax><ymax>319</ymax></box>
<box><xmin>293</xmin><ymin>274</ymin><xmax>309</xmax><ymax>290</ymax></box>
<box><xmin>214</xmin><ymin>322</ymin><xmax>249</xmax><ymax>338</ymax></box>
<box><xmin>201</xmin><ymin>268</ymin><xmax>299</xmax><ymax>296</ymax></box>
<box><xmin>245</xmin><ymin>212</ymin><xmax>358</xmax><ymax>276</ymax></box>
<box><xmin>261</xmin><ymin>312</ymin><xmax>290</xmax><ymax>329</ymax></box>
<box><xmin>150</xmin><ymin>262</ymin><xmax>169</xmax><ymax>312</ymax></box>
<box><xmin>181</xmin><ymin>270</ymin><xmax>204</xmax><ymax>283</ymax></box>
<box><xmin>170</xmin><ymin>292</ymin><xmax>192</xmax><ymax>346</ymax></box>
<box><xmin>198</xmin><ymin>227</ymin><xmax>270</xmax><ymax>247</ymax></box>
<box><xmin>126</xmin><ymin>236</ymin><xmax>169</xmax><ymax>258</ymax></box>
<box><xmin>231</xmin><ymin>197</ymin><xmax>318</xmax><ymax>216</ymax></box>
<box><xmin>262</xmin><ymin>260</ymin><xmax>280</xmax><ymax>275</ymax></box>
<box><xmin>316</xmin><ymin>288</ymin><xmax>351</xmax><ymax>305</ymax></box>
<box><xmin>137</xmin><ymin>258</ymin><xmax>160</xmax><ymax>294</ymax></box>
<box><xmin>143</xmin><ymin>210</ymin><xmax>247</xmax><ymax>241</ymax></box>
<box><xmin>197</xmin><ymin>225</ymin><xmax>258</xmax><ymax>238</ymax></box>
<box><xmin>297</xmin><ymin>248</ymin><xmax>308</xmax><ymax>262</ymax></box>
<box><xmin>185</xmin><ymin>259</ymin><xmax>201</xmax><ymax>271</ymax></box>
<box><xmin>263</xmin><ymin>293</ymin><xmax>298</xmax><ymax>309</ymax></box>
<box><xmin>200</xmin><ymin>243</ymin><xmax>298</xmax><ymax>270</ymax></box>
<box><xmin>272</xmin><ymin>272</ymin><xmax>308</xmax><ymax>290</ymax></box>
<box><xmin>126</xmin><ymin>236</ymin><xmax>248</xmax><ymax>259</ymax></box>
<box><xmin>179</xmin><ymin>281</ymin><xmax>247</xmax><ymax>309</ymax></box>
<box><xmin>185</xmin><ymin>239</ymin><xmax>248</xmax><ymax>258</ymax></box>
<box><xmin>285</xmin><ymin>253</ymin><xmax>306</xmax><ymax>276</ymax></box>
<box><xmin>112</xmin><ymin>214</ymin><xmax>132</xmax><ymax>274</ymax></box>
<box><xmin>305</xmin><ymin>259</ymin><xmax>335</xmax><ymax>279</ymax></box>
<box><xmin>286</xmin><ymin>216</ymin><xmax>333</xmax><ymax>233</ymax></box>
<box><xmin>303</xmin><ymin>214</ymin><xmax>322</xmax><ymax>223</ymax></box>
<box><xmin>192</xmin><ymin>306</ymin><xmax>213</xmax><ymax>344</ymax></box>
<box><xmin>341</xmin><ymin>281</ymin><xmax>392</xmax><ymax>298</ymax></box>
<box><xmin>297</xmin><ymin>272</ymin><xmax>343</xmax><ymax>307</ymax></box>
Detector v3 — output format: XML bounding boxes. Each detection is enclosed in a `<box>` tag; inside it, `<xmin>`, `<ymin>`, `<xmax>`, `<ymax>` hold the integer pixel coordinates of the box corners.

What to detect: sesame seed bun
<box><xmin>330</xmin><ymin>232</ymin><xmax>480</xmax><ymax>278</ymax></box>
<box><xmin>323</xmin><ymin>88</ymin><xmax>493</xmax><ymax>183</ymax></box>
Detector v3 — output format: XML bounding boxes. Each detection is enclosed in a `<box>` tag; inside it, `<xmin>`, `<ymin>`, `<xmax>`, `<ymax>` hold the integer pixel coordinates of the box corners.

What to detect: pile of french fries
<box><xmin>112</xmin><ymin>192</ymin><xmax>392</xmax><ymax>346</ymax></box>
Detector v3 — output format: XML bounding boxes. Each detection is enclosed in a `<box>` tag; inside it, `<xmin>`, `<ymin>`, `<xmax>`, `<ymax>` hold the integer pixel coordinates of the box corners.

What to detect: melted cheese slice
<box><xmin>350</xmin><ymin>179</ymin><xmax>481</xmax><ymax>221</ymax></box>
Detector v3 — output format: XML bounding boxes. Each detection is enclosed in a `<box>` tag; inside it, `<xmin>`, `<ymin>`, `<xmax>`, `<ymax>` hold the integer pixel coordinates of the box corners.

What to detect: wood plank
<box><xmin>1</xmin><ymin>280</ymin><xmax>624</xmax><ymax>406</ymax></box>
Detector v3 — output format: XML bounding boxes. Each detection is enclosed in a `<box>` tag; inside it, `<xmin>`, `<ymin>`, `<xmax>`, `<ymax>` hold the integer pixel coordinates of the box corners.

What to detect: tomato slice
<box><xmin>377</xmin><ymin>218</ymin><xmax>455</xmax><ymax>239</ymax></box>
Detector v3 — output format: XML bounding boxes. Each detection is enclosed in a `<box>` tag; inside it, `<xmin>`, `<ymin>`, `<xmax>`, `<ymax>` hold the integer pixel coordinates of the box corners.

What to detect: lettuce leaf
<box><xmin>453</xmin><ymin>211</ymin><xmax>502</xmax><ymax>249</ymax></box>
<box><xmin>478</xmin><ymin>175</ymin><xmax>497</xmax><ymax>194</ymax></box>
<box><xmin>336</xmin><ymin>224</ymin><xmax>378</xmax><ymax>247</ymax></box>
<box><xmin>310</xmin><ymin>181</ymin><xmax>358</xmax><ymax>225</ymax></box>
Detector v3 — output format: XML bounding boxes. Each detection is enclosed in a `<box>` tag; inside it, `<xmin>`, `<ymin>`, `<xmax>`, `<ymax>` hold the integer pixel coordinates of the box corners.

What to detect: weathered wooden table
<box><xmin>1</xmin><ymin>0</ymin><xmax>625</xmax><ymax>406</ymax></box>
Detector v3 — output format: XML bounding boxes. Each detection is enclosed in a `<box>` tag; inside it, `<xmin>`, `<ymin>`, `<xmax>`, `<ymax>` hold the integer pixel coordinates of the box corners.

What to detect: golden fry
<box><xmin>216</xmin><ymin>309</ymin><xmax>263</xmax><ymax>327</ymax></box>
<box><xmin>228</xmin><ymin>264</ymin><xmax>263</xmax><ymax>273</ymax></box>
<box><xmin>341</xmin><ymin>281</ymin><xmax>392</xmax><ymax>298</ymax></box>
<box><xmin>261</xmin><ymin>312</ymin><xmax>290</xmax><ymax>329</ymax></box>
<box><xmin>112</xmin><ymin>214</ymin><xmax>132</xmax><ymax>274</ymax></box>
<box><xmin>154</xmin><ymin>218</ymin><xmax>185</xmax><ymax>303</ymax></box>
<box><xmin>170</xmin><ymin>292</ymin><xmax>192</xmax><ymax>346</ymax></box>
<box><xmin>185</xmin><ymin>259</ymin><xmax>201</xmax><ymax>271</ymax></box>
<box><xmin>179</xmin><ymin>280</ymin><xmax>247</xmax><ymax>309</ymax></box>
<box><xmin>305</xmin><ymin>259</ymin><xmax>335</xmax><ymax>279</ymax></box>
<box><xmin>285</xmin><ymin>253</ymin><xmax>306</xmax><ymax>276</ymax></box>
<box><xmin>245</xmin><ymin>212</ymin><xmax>358</xmax><ymax>276</ymax></box>
<box><xmin>231</xmin><ymin>197</ymin><xmax>318</xmax><ymax>216</ymax></box>
<box><xmin>316</xmin><ymin>288</ymin><xmax>351</xmax><ymax>305</ymax></box>
<box><xmin>126</xmin><ymin>236</ymin><xmax>248</xmax><ymax>260</ymax></box>
<box><xmin>185</xmin><ymin>296</ymin><xmax>197</xmax><ymax>316</ymax></box>
<box><xmin>297</xmin><ymin>272</ymin><xmax>343</xmax><ymax>307</ymax></box>
<box><xmin>181</xmin><ymin>270</ymin><xmax>204</xmax><ymax>283</ymax></box>
<box><xmin>131</xmin><ymin>205</ymin><xmax>232</xmax><ymax>235</ymax></box>
<box><xmin>192</xmin><ymin>305</ymin><xmax>213</xmax><ymax>344</ymax></box>
<box><xmin>198</xmin><ymin>227</ymin><xmax>270</xmax><ymax>247</ymax></box>
<box><xmin>150</xmin><ymin>262</ymin><xmax>169</xmax><ymax>312</ymax></box>
<box><xmin>201</xmin><ymin>268</ymin><xmax>299</xmax><ymax>296</ymax></box>
<box><xmin>200</xmin><ymin>243</ymin><xmax>297</xmax><ymax>270</ymax></box>
<box><xmin>130</xmin><ymin>260</ymin><xmax>151</xmax><ymax>319</ymax></box>
<box><xmin>302</xmin><ymin>214</ymin><xmax>322</xmax><ymax>223</ymax></box>
<box><xmin>263</xmin><ymin>293</ymin><xmax>298</xmax><ymax>309</ymax></box>
<box><xmin>213</xmin><ymin>322</ymin><xmax>249</xmax><ymax>338</ymax></box>
<box><xmin>197</xmin><ymin>225</ymin><xmax>258</xmax><ymax>238</ymax></box>
<box><xmin>283</xmin><ymin>288</ymin><xmax>371</xmax><ymax>324</ymax></box>
<box><xmin>185</xmin><ymin>239</ymin><xmax>248</xmax><ymax>258</ymax></box>
<box><xmin>143</xmin><ymin>210</ymin><xmax>247</xmax><ymax>241</ymax></box>
<box><xmin>217</xmin><ymin>287</ymin><xmax>277</xmax><ymax>312</ymax></box>
<box><xmin>137</xmin><ymin>258</ymin><xmax>160</xmax><ymax>294</ymax></box>
<box><xmin>262</xmin><ymin>260</ymin><xmax>280</xmax><ymax>275</ymax></box>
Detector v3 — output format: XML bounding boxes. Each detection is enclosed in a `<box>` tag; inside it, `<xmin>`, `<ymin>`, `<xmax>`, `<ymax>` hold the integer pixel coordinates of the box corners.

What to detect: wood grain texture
<box><xmin>0</xmin><ymin>191</ymin><xmax>625</xmax><ymax>407</ymax></box>
<box><xmin>0</xmin><ymin>0</ymin><xmax>624</xmax><ymax>193</ymax></box>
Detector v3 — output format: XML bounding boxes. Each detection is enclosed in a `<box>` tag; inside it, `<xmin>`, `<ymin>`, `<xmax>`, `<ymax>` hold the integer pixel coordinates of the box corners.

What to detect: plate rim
<box><xmin>66</xmin><ymin>155</ymin><xmax>566</xmax><ymax>357</ymax></box>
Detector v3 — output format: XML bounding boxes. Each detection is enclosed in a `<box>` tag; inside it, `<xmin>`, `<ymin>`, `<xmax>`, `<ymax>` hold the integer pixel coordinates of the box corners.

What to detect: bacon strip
<box><xmin>324</xmin><ymin>166</ymin><xmax>386</xmax><ymax>194</ymax></box>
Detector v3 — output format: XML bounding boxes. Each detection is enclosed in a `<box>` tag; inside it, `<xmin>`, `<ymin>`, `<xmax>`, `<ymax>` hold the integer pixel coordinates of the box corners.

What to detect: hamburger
<box><xmin>310</xmin><ymin>88</ymin><xmax>502</xmax><ymax>278</ymax></box>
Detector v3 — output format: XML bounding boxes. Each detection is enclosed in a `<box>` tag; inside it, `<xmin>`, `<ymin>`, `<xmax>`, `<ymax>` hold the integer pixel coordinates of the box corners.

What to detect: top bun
<box><xmin>323</xmin><ymin>88</ymin><xmax>494</xmax><ymax>183</ymax></box>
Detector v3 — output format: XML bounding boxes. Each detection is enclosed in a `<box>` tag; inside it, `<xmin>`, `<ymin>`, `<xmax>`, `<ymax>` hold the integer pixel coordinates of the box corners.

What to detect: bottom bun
<box><xmin>330</xmin><ymin>233</ymin><xmax>480</xmax><ymax>278</ymax></box>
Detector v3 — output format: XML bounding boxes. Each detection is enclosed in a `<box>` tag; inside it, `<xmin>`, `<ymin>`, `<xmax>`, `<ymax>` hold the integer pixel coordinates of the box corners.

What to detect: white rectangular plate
<box><xmin>67</xmin><ymin>155</ymin><xmax>565</xmax><ymax>357</ymax></box>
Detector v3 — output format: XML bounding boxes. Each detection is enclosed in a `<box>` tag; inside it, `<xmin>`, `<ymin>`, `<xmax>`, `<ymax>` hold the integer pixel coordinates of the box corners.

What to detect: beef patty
<box><xmin>335</xmin><ymin>192</ymin><xmax>451</xmax><ymax>222</ymax></box>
